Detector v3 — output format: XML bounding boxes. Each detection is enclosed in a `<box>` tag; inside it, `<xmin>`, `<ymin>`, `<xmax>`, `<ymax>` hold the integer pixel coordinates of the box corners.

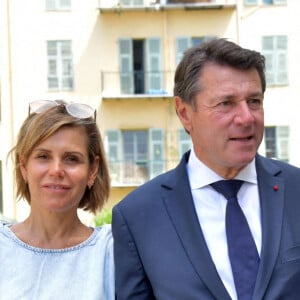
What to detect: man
<box><xmin>112</xmin><ymin>38</ymin><xmax>300</xmax><ymax>299</ymax></box>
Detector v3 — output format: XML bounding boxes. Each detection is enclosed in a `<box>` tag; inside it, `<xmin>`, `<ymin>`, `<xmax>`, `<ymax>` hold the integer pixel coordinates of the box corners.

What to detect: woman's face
<box><xmin>20</xmin><ymin>126</ymin><xmax>99</xmax><ymax>214</ymax></box>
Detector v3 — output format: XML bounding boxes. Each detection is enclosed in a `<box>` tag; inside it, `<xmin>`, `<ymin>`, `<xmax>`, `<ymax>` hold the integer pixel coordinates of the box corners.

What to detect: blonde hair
<box><xmin>8</xmin><ymin>104</ymin><xmax>110</xmax><ymax>214</ymax></box>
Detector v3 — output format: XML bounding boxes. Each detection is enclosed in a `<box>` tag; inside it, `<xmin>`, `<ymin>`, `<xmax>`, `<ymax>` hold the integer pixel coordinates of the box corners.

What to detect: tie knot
<box><xmin>210</xmin><ymin>179</ymin><xmax>244</xmax><ymax>201</ymax></box>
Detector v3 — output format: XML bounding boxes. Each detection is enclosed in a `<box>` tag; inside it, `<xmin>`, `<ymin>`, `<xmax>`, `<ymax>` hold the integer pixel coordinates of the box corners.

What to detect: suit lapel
<box><xmin>162</xmin><ymin>152</ymin><xmax>232</xmax><ymax>300</ymax></box>
<box><xmin>253</xmin><ymin>155</ymin><xmax>285</xmax><ymax>299</ymax></box>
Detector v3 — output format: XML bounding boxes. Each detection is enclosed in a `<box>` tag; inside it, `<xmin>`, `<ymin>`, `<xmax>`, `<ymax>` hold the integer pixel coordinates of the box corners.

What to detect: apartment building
<box><xmin>0</xmin><ymin>0</ymin><xmax>296</xmax><ymax>221</ymax></box>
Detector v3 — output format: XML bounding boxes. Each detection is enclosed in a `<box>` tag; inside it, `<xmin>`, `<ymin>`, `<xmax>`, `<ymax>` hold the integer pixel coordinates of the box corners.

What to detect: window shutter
<box><xmin>276</xmin><ymin>36</ymin><xmax>288</xmax><ymax>84</ymax></box>
<box><xmin>121</xmin><ymin>0</ymin><xmax>131</xmax><ymax>4</ymax></box>
<box><xmin>262</xmin><ymin>36</ymin><xmax>275</xmax><ymax>85</ymax></box>
<box><xmin>276</xmin><ymin>126</ymin><xmax>289</xmax><ymax>162</ymax></box>
<box><xmin>178</xmin><ymin>129</ymin><xmax>192</xmax><ymax>159</ymax></box>
<box><xmin>119</xmin><ymin>39</ymin><xmax>133</xmax><ymax>94</ymax></box>
<box><xmin>46</xmin><ymin>0</ymin><xmax>56</xmax><ymax>10</ymax></box>
<box><xmin>244</xmin><ymin>0</ymin><xmax>258</xmax><ymax>5</ymax></box>
<box><xmin>47</xmin><ymin>40</ymin><xmax>73</xmax><ymax>90</ymax></box>
<box><xmin>263</xmin><ymin>35</ymin><xmax>288</xmax><ymax>85</ymax></box>
<box><xmin>133</xmin><ymin>0</ymin><xmax>144</xmax><ymax>4</ymax></box>
<box><xmin>106</xmin><ymin>130</ymin><xmax>121</xmax><ymax>184</ymax></box>
<box><xmin>46</xmin><ymin>0</ymin><xmax>71</xmax><ymax>10</ymax></box>
<box><xmin>146</xmin><ymin>38</ymin><xmax>162</xmax><ymax>93</ymax></box>
<box><xmin>176</xmin><ymin>37</ymin><xmax>190</xmax><ymax>65</ymax></box>
<box><xmin>120</xmin><ymin>0</ymin><xmax>143</xmax><ymax>4</ymax></box>
<box><xmin>61</xmin><ymin>41</ymin><xmax>73</xmax><ymax>89</ymax></box>
<box><xmin>149</xmin><ymin>128</ymin><xmax>165</xmax><ymax>178</ymax></box>
<box><xmin>60</xmin><ymin>0</ymin><xmax>71</xmax><ymax>9</ymax></box>
<box><xmin>47</xmin><ymin>41</ymin><xmax>59</xmax><ymax>89</ymax></box>
<box><xmin>274</xmin><ymin>0</ymin><xmax>287</xmax><ymax>4</ymax></box>
<box><xmin>106</xmin><ymin>130</ymin><xmax>121</xmax><ymax>161</ymax></box>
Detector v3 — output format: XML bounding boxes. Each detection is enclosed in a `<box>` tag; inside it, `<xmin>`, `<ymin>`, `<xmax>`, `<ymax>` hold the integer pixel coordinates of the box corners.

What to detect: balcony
<box><xmin>101</xmin><ymin>70</ymin><xmax>174</xmax><ymax>99</ymax></box>
<box><xmin>98</xmin><ymin>0</ymin><xmax>237</xmax><ymax>13</ymax></box>
<box><xmin>108</xmin><ymin>159</ymin><xmax>178</xmax><ymax>187</ymax></box>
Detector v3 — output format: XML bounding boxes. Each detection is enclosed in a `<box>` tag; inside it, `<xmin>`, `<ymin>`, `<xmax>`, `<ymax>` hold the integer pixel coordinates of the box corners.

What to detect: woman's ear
<box><xmin>88</xmin><ymin>156</ymin><xmax>99</xmax><ymax>188</ymax></box>
<box><xmin>19</xmin><ymin>157</ymin><xmax>28</xmax><ymax>182</ymax></box>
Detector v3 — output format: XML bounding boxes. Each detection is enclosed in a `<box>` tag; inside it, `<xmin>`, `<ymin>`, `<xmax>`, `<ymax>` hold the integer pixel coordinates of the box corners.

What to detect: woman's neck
<box><xmin>10</xmin><ymin>213</ymin><xmax>93</xmax><ymax>249</ymax></box>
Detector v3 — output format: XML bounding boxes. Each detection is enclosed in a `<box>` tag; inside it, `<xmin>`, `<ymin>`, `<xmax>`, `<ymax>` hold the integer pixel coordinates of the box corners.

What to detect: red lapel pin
<box><xmin>273</xmin><ymin>185</ymin><xmax>279</xmax><ymax>191</ymax></box>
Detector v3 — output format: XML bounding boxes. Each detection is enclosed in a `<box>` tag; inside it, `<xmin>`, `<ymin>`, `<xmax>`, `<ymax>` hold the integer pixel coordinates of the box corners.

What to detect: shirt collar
<box><xmin>187</xmin><ymin>147</ymin><xmax>257</xmax><ymax>190</ymax></box>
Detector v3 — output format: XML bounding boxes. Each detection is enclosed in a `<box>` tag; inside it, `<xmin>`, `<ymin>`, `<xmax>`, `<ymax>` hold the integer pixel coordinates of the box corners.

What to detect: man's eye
<box><xmin>220</xmin><ymin>101</ymin><xmax>231</xmax><ymax>106</ymax></box>
<box><xmin>248</xmin><ymin>99</ymin><xmax>262</xmax><ymax>108</ymax></box>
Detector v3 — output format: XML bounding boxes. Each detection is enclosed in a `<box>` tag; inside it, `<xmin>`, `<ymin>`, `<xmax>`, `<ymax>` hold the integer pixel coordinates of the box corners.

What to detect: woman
<box><xmin>0</xmin><ymin>100</ymin><xmax>114</xmax><ymax>299</ymax></box>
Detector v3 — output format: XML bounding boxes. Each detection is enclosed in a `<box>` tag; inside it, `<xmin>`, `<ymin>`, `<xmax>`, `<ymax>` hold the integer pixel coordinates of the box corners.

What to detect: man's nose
<box><xmin>234</xmin><ymin>101</ymin><xmax>255</xmax><ymax>124</ymax></box>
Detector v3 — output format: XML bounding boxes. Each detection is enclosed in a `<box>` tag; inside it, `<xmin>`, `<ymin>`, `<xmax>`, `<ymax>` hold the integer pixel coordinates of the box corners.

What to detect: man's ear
<box><xmin>175</xmin><ymin>96</ymin><xmax>192</xmax><ymax>132</ymax></box>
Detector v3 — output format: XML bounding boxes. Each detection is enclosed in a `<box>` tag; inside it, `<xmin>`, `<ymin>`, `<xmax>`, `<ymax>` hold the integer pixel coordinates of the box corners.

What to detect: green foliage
<box><xmin>94</xmin><ymin>209</ymin><xmax>112</xmax><ymax>226</ymax></box>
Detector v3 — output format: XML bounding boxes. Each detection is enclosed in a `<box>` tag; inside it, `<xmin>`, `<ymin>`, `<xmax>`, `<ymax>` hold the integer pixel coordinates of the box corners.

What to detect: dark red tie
<box><xmin>210</xmin><ymin>180</ymin><xmax>260</xmax><ymax>300</ymax></box>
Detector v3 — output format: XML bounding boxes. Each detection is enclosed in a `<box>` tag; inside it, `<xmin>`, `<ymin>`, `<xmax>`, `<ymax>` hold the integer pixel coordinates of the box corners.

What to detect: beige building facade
<box><xmin>0</xmin><ymin>0</ymin><xmax>295</xmax><ymax>222</ymax></box>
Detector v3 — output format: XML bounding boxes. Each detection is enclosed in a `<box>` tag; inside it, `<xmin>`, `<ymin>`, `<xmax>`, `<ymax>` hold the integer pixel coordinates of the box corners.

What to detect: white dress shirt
<box><xmin>186</xmin><ymin>148</ymin><xmax>262</xmax><ymax>300</ymax></box>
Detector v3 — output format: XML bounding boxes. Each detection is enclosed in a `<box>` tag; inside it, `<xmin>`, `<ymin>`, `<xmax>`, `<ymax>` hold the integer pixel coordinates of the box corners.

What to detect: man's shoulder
<box><xmin>257</xmin><ymin>155</ymin><xmax>300</xmax><ymax>177</ymax></box>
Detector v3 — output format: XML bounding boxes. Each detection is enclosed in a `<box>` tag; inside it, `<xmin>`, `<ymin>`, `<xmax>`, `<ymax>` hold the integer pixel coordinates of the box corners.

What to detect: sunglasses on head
<box><xmin>28</xmin><ymin>100</ymin><xmax>96</xmax><ymax>120</ymax></box>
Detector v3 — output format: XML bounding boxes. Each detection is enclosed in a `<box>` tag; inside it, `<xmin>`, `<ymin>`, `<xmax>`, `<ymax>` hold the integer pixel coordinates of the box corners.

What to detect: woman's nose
<box><xmin>48</xmin><ymin>160</ymin><xmax>64</xmax><ymax>177</ymax></box>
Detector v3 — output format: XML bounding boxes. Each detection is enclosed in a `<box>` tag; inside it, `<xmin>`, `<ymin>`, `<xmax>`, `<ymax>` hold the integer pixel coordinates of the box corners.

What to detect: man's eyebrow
<box><xmin>218</xmin><ymin>91</ymin><xmax>264</xmax><ymax>101</ymax></box>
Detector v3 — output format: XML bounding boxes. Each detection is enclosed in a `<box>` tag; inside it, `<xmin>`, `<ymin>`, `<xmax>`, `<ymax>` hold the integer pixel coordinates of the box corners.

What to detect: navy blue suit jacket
<box><xmin>112</xmin><ymin>152</ymin><xmax>300</xmax><ymax>299</ymax></box>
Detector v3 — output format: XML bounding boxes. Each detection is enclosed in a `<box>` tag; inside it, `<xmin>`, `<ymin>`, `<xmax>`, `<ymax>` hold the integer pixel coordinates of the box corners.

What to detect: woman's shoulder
<box><xmin>93</xmin><ymin>224</ymin><xmax>113</xmax><ymax>247</ymax></box>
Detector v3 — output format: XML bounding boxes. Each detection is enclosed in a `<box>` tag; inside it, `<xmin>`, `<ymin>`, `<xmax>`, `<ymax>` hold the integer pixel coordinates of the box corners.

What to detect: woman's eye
<box><xmin>65</xmin><ymin>156</ymin><xmax>79</xmax><ymax>163</ymax></box>
<box><xmin>37</xmin><ymin>154</ymin><xmax>48</xmax><ymax>160</ymax></box>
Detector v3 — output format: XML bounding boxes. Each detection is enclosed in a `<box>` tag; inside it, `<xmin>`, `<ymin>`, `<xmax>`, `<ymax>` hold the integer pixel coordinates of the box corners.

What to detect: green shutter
<box><xmin>146</xmin><ymin>38</ymin><xmax>162</xmax><ymax>93</ymax></box>
<box><xmin>178</xmin><ymin>128</ymin><xmax>192</xmax><ymax>159</ymax></box>
<box><xmin>276</xmin><ymin>126</ymin><xmax>289</xmax><ymax>161</ymax></box>
<box><xmin>106</xmin><ymin>130</ymin><xmax>122</xmax><ymax>185</ymax></box>
<box><xmin>46</xmin><ymin>0</ymin><xmax>56</xmax><ymax>10</ymax></box>
<box><xmin>263</xmin><ymin>35</ymin><xmax>288</xmax><ymax>85</ymax></box>
<box><xmin>149</xmin><ymin>128</ymin><xmax>165</xmax><ymax>178</ymax></box>
<box><xmin>119</xmin><ymin>38</ymin><xmax>133</xmax><ymax>94</ymax></box>
<box><xmin>176</xmin><ymin>37</ymin><xmax>190</xmax><ymax>65</ymax></box>
<box><xmin>276</xmin><ymin>36</ymin><xmax>288</xmax><ymax>84</ymax></box>
<box><xmin>244</xmin><ymin>0</ymin><xmax>258</xmax><ymax>5</ymax></box>
<box><xmin>106</xmin><ymin>130</ymin><xmax>121</xmax><ymax>161</ymax></box>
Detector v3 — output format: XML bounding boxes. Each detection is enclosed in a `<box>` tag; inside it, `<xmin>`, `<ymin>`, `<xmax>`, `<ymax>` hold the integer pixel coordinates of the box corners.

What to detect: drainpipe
<box><xmin>6</xmin><ymin>0</ymin><xmax>16</xmax><ymax>218</ymax></box>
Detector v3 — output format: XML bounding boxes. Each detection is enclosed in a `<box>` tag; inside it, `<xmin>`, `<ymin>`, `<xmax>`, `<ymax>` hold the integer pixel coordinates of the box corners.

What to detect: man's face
<box><xmin>176</xmin><ymin>63</ymin><xmax>264</xmax><ymax>178</ymax></box>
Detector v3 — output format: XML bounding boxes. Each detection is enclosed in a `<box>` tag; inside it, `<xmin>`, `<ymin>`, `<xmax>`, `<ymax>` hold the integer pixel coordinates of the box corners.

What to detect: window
<box><xmin>106</xmin><ymin>129</ymin><xmax>165</xmax><ymax>185</ymax></box>
<box><xmin>178</xmin><ymin>129</ymin><xmax>192</xmax><ymax>159</ymax></box>
<box><xmin>47</xmin><ymin>40</ymin><xmax>73</xmax><ymax>90</ymax></box>
<box><xmin>0</xmin><ymin>161</ymin><xmax>2</xmax><ymax>213</ymax></box>
<box><xmin>176</xmin><ymin>36</ymin><xmax>216</xmax><ymax>65</ymax></box>
<box><xmin>264</xmin><ymin>126</ymin><xmax>289</xmax><ymax>162</ymax></box>
<box><xmin>46</xmin><ymin>0</ymin><xmax>71</xmax><ymax>10</ymax></box>
<box><xmin>120</xmin><ymin>0</ymin><xmax>144</xmax><ymax>4</ymax></box>
<box><xmin>0</xmin><ymin>79</ymin><xmax>1</xmax><ymax>122</ymax></box>
<box><xmin>244</xmin><ymin>0</ymin><xmax>286</xmax><ymax>5</ymax></box>
<box><xmin>119</xmin><ymin>38</ymin><xmax>162</xmax><ymax>94</ymax></box>
<box><xmin>262</xmin><ymin>36</ymin><xmax>288</xmax><ymax>86</ymax></box>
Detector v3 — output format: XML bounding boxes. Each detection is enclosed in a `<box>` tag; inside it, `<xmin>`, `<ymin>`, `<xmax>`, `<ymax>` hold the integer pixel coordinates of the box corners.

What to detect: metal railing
<box><xmin>108</xmin><ymin>159</ymin><xmax>179</xmax><ymax>186</ymax></box>
<box><xmin>101</xmin><ymin>70</ymin><xmax>174</xmax><ymax>98</ymax></box>
<box><xmin>98</xmin><ymin>0</ymin><xmax>237</xmax><ymax>9</ymax></box>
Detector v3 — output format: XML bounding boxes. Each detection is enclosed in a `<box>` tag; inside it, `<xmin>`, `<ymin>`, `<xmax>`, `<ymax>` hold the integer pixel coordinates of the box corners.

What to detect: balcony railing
<box><xmin>108</xmin><ymin>159</ymin><xmax>179</xmax><ymax>186</ymax></box>
<box><xmin>98</xmin><ymin>0</ymin><xmax>237</xmax><ymax>12</ymax></box>
<box><xmin>101</xmin><ymin>70</ymin><xmax>174</xmax><ymax>99</ymax></box>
